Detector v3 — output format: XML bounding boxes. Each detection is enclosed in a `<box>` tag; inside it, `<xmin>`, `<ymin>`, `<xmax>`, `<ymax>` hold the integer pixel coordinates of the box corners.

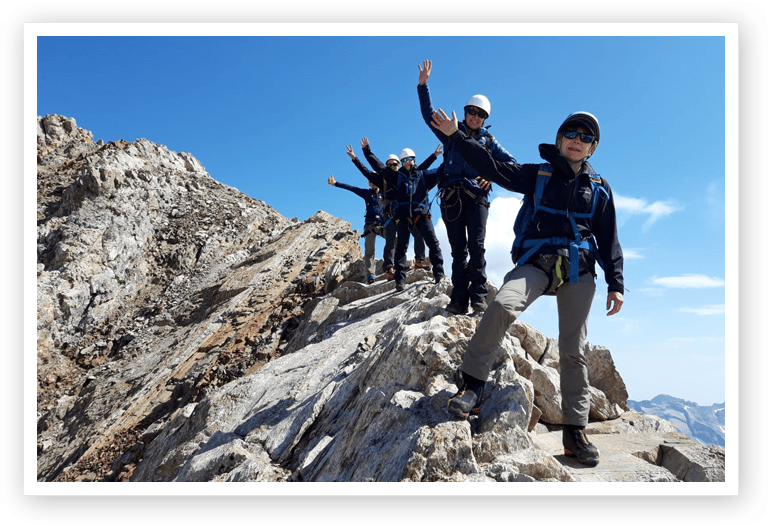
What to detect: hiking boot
<box><xmin>562</xmin><ymin>425</ymin><xmax>600</xmax><ymax>467</ymax></box>
<box><xmin>433</xmin><ymin>273</ymin><xmax>445</xmax><ymax>284</ymax></box>
<box><xmin>414</xmin><ymin>258</ymin><xmax>430</xmax><ymax>269</ymax></box>
<box><xmin>396</xmin><ymin>281</ymin><xmax>405</xmax><ymax>292</ymax></box>
<box><xmin>366</xmin><ymin>275</ymin><xmax>375</xmax><ymax>284</ymax></box>
<box><xmin>471</xmin><ymin>301</ymin><xmax>487</xmax><ymax>314</ymax></box>
<box><xmin>447</xmin><ymin>373</ymin><xmax>484</xmax><ymax>419</ymax></box>
<box><xmin>384</xmin><ymin>269</ymin><xmax>395</xmax><ymax>280</ymax></box>
<box><xmin>445</xmin><ymin>303</ymin><xmax>467</xmax><ymax>315</ymax></box>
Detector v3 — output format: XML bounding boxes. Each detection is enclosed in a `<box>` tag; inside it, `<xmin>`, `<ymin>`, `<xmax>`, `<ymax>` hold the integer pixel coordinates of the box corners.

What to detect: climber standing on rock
<box><xmin>347</xmin><ymin>139</ymin><xmax>441</xmax><ymax>280</ymax></box>
<box><xmin>327</xmin><ymin>174</ymin><xmax>387</xmax><ymax>285</ymax></box>
<box><xmin>357</xmin><ymin>142</ymin><xmax>446</xmax><ymax>292</ymax></box>
<box><xmin>431</xmin><ymin>109</ymin><xmax>624</xmax><ymax>468</ymax></box>
<box><xmin>417</xmin><ymin>59</ymin><xmax>518</xmax><ymax>316</ymax></box>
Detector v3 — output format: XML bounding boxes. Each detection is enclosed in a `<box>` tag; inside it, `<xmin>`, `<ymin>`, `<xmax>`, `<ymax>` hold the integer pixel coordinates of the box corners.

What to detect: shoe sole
<box><xmin>563</xmin><ymin>448</ymin><xmax>600</xmax><ymax>467</ymax></box>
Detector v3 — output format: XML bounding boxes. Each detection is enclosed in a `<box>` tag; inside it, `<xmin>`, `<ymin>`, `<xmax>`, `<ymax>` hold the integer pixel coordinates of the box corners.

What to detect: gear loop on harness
<box><xmin>437</xmin><ymin>182</ymin><xmax>464</xmax><ymax>223</ymax></box>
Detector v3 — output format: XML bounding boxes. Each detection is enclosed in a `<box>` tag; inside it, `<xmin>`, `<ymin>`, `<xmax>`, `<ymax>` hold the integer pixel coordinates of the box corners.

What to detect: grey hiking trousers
<box><xmin>461</xmin><ymin>255</ymin><xmax>596</xmax><ymax>426</ymax></box>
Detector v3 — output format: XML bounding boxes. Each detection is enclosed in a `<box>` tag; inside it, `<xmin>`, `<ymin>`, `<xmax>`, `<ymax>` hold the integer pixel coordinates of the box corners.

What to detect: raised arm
<box><xmin>361</xmin><ymin>138</ymin><xmax>386</xmax><ymax>173</ymax></box>
<box><xmin>417</xmin><ymin>60</ymin><xmax>450</xmax><ymax>145</ymax></box>
<box><xmin>348</xmin><ymin>142</ymin><xmax>384</xmax><ymax>187</ymax></box>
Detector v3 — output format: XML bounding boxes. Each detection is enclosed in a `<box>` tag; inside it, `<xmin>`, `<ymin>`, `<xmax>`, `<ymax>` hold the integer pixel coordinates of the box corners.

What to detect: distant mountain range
<box><xmin>627</xmin><ymin>395</ymin><xmax>725</xmax><ymax>447</ymax></box>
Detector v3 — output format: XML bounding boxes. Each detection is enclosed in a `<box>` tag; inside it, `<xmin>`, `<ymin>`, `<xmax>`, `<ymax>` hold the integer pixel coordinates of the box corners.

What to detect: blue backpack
<box><xmin>511</xmin><ymin>163</ymin><xmax>610</xmax><ymax>283</ymax></box>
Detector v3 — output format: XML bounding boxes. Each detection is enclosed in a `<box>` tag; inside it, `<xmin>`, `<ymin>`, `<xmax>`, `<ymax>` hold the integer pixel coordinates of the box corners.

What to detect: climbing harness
<box><xmin>437</xmin><ymin>130</ymin><xmax>495</xmax><ymax>223</ymax></box>
<box><xmin>437</xmin><ymin>182</ymin><xmax>464</xmax><ymax>223</ymax></box>
<box><xmin>512</xmin><ymin>163</ymin><xmax>610</xmax><ymax>284</ymax></box>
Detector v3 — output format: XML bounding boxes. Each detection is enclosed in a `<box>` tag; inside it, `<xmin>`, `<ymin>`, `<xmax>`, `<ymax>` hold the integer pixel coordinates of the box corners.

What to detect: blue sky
<box><xmin>33</xmin><ymin>27</ymin><xmax>733</xmax><ymax>406</ymax></box>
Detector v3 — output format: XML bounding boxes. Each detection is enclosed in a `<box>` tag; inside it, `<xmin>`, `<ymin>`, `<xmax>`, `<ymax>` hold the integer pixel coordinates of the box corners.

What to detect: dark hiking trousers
<box><xmin>383</xmin><ymin>218</ymin><xmax>425</xmax><ymax>270</ymax></box>
<box><xmin>460</xmin><ymin>256</ymin><xmax>596</xmax><ymax>426</ymax></box>
<box><xmin>394</xmin><ymin>215</ymin><xmax>444</xmax><ymax>285</ymax></box>
<box><xmin>440</xmin><ymin>189</ymin><xmax>489</xmax><ymax>308</ymax></box>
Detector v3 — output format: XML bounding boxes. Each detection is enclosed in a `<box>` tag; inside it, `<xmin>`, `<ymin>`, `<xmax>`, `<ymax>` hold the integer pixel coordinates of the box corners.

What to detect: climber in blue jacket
<box><xmin>431</xmin><ymin>108</ymin><xmax>624</xmax><ymax>468</ymax></box>
<box><xmin>347</xmin><ymin>139</ymin><xmax>441</xmax><ymax>280</ymax></box>
<box><xmin>359</xmin><ymin>145</ymin><xmax>446</xmax><ymax>292</ymax></box>
<box><xmin>418</xmin><ymin>59</ymin><xmax>518</xmax><ymax>315</ymax></box>
<box><xmin>327</xmin><ymin>174</ymin><xmax>386</xmax><ymax>284</ymax></box>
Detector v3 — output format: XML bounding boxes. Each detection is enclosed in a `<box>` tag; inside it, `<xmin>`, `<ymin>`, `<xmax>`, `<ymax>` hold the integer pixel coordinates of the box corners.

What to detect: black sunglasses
<box><xmin>562</xmin><ymin>130</ymin><xmax>595</xmax><ymax>144</ymax></box>
<box><xmin>386</xmin><ymin>161</ymin><xmax>400</xmax><ymax>168</ymax></box>
<box><xmin>465</xmin><ymin>107</ymin><xmax>488</xmax><ymax>119</ymax></box>
<box><xmin>401</xmin><ymin>157</ymin><xmax>416</xmax><ymax>163</ymax></box>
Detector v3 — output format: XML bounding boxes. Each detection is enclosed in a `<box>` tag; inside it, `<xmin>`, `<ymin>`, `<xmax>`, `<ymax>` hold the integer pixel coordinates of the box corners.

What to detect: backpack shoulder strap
<box><xmin>534</xmin><ymin>163</ymin><xmax>553</xmax><ymax>209</ymax></box>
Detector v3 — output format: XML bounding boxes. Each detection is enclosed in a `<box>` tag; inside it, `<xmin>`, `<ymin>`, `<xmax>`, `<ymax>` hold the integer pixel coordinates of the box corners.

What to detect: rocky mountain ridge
<box><xmin>35</xmin><ymin>114</ymin><xmax>725</xmax><ymax>483</ymax></box>
<box><xmin>628</xmin><ymin>395</ymin><xmax>725</xmax><ymax>447</ymax></box>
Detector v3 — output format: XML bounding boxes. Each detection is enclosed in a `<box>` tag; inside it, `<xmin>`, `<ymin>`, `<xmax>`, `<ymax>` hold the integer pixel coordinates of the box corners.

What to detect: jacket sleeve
<box><xmin>352</xmin><ymin>157</ymin><xmax>384</xmax><ymax>188</ymax></box>
<box><xmin>418</xmin><ymin>153</ymin><xmax>438</xmax><ymax>171</ymax></box>
<box><xmin>363</xmin><ymin>146</ymin><xmax>386</xmax><ymax>173</ymax></box>
<box><xmin>491</xmin><ymin>138</ymin><xmax>517</xmax><ymax>164</ymax></box>
<box><xmin>591</xmin><ymin>178</ymin><xmax>625</xmax><ymax>294</ymax></box>
<box><xmin>333</xmin><ymin>181</ymin><xmax>368</xmax><ymax>200</ymax></box>
<box><xmin>417</xmin><ymin>83</ymin><xmax>449</xmax><ymax>145</ymax></box>
<box><xmin>446</xmin><ymin>131</ymin><xmax>534</xmax><ymax>194</ymax></box>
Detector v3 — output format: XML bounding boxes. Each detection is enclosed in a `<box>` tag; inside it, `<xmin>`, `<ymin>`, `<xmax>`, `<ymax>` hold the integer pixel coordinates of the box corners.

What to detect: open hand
<box><xmin>418</xmin><ymin>60</ymin><xmax>432</xmax><ymax>85</ymax></box>
<box><xmin>431</xmin><ymin>109</ymin><xmax>459</xmax><ymax>136</ymax></box>
<box><xmin>361</xmin><ymin>137</ymin><xmax>370</xmax><ymax>149</ymax></box>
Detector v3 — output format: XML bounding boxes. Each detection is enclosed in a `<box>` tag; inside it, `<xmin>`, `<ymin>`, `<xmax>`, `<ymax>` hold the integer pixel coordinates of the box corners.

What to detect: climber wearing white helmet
<box><xmin>431</xmin><ymin>108</ymin><xmax>624</xmax><ymax>468</ymax></box>
<box><xmin>355</xmin><ymin>140</ymin><xmax>446</xmax><ymax>292</ymax></box>
<box><xmin>347</xmin><ymin>138</ymin><xmax>442</xmax><ymax>280</ymax></box>
<box><xmin>327</xmin><ymin>174</ymin><xmax>385</xmax><ymax>285</ymax></box>
<box><xmin>417</xmin><ymin>59</ymin><xmax>517</xmax><ymax>316</ymax></box>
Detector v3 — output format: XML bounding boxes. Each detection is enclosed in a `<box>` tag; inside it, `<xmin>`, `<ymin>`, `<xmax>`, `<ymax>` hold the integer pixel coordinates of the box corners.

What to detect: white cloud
<box><xmin>620</xmin><ymin>323</ymin><xmax>642</xmax><ymax>333</ymax></box>
<box><xmin>622</xmin><ymin>248</ymin><xmax>645</xmax><ymax>260</ymax></box>
<box><xmin>679</xmin><ymin>304</ymin><xmax>726</xmax><ymax>316</ymax></box>
<box><xmin>652</xmin><ymin>274</ymin><xmax>725</xmax><ymax>288</ymax></box>
<box><xmin>613</xmin><ymin>192</ymin><xmax>681</xmax><ymax>231</ymax></box>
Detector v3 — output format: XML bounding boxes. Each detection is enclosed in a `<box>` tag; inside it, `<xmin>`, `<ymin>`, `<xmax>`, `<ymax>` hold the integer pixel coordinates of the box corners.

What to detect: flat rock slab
<box><xmin>531</xmin><ymin>430</ymin><xmax>680</xmax><ymax>482</ymax></box>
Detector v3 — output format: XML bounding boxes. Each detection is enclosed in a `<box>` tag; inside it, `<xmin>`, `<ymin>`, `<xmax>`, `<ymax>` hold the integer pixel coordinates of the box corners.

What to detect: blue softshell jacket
<box><xmin>334</xmin><ymin>181</ymin><xmax>384</xmax><ymax>227</ymax></box>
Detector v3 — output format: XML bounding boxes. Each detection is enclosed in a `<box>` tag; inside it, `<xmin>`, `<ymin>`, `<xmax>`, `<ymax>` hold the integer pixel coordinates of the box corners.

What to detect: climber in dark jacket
<box><xmin>362</xmin><ymin>145</ymin><xmax>446</xmax><ymax>292</ymax></box>
<box><xmin>347</xmin><ymin>139</ymin><xmax>441</xmax><ymax>279</ymax></box>
<box><xmin>431</xmin><ymin>108</ymin><xmax>624</xmax><ymax>468</ymax></box>
<box><xmin>418</xmin><ymin>60</ymin><xmax>517</xmax><ymax>315</ymax></box>
<box><xmin>327</xmin><ymin>174</ymin><xmax>386</xmax><ymax>284</ymax></box>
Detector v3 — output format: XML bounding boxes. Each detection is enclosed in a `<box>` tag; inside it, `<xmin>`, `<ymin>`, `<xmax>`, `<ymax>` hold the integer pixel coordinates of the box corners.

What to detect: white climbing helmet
<box><xmin>399</xmin><ymin>148</ymin><xmax>416</xmax><ymax>161</ymax></box>
<box><xmin>464</xmin><ymin>94</ymin><xmax>491</xmax><ymax>118</ymax></box>
<box><xmin>386</xmin><ymin>154</ymin><xmax>400</xmax><ymax>163</ymax></box>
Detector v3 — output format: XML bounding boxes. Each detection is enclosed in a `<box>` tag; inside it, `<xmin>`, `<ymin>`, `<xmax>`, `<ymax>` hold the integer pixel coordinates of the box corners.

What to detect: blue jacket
<box><xmin>418</xmin><ymin>83</ymin><xmax>517</xmax><ymax>198</ymax></box>
<box><xmin>333</xmin><ymin>181</ymin><xmax>384</xmax><ymax>227</ymax></box>
<box><xmin>446</xmin><ymin>132</ymin><xmax>624</xmax><ymax>295</ymax></box>
<box><xmin>352</xmin><ymin>149</ymin><xmax>438</xmax><ymax>216</ymax></box>
<box><xmin>363</xmin><ymin>149</ymin><xmax>439</xmax><ymax>220</ymax></box>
